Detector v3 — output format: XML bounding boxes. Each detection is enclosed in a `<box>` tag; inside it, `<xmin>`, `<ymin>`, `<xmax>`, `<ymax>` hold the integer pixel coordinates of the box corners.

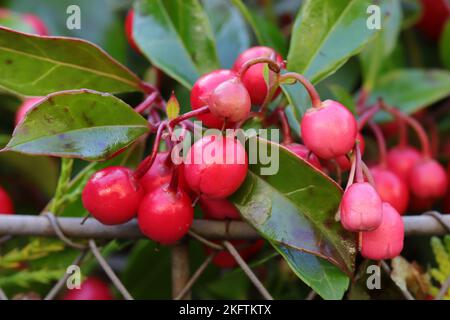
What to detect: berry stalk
<box><xmin>277</xmin><ymin>108</ymin><xmax>293</xmax><ymax>145</ymax></box>
<box><xmin>169</xmin><ymin>106</ymin><xmax>210</xmax><ymax>129</ymax></box>
<box><xmin>278</xmin><ymin>72</ymin><xmax>321</xmax><ymax>108</ymax></box>
<box><xmin>238</xmin><ymin>57</ymin><xmax>281</xmax><ymax>78</ymax></box>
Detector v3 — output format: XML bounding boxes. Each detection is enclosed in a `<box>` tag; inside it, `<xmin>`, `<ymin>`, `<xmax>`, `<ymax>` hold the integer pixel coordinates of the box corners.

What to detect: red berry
<box><xmin>386</xmin><ymin>146</ymin><xmax>421</xmax><ymax>181</ymax></box>
<box><xmin>370</xmin><ymin>166</ymin><xmax>409</xmax><ymax>215</ymax></box>
<box><xmin>62</xmin><ymin>277</ymin><xmax>113</xmax><ymax>300</ymax></box>
<box><xmin>184</xmin><ymin>135</ymin><xmax>248</xmax><ymax>198</ymax></box>
<box><xmin>191</xmin><ymin>69</ymin><xmax>238</xmax><ymax>128</ymax></box>
<box><xmin>335</xmin><ymin>133</ymin><xmax>365</xmax><ymax>171</ymax></box>
<box><xmin>285</xmin><ymin>143</ymin><xmax>322</xmax><ymax>170</ymax></box>
<box><xmin>0</xmin><ymin>186</ymin><xmax>14</xmax><ymax>214</ymax></box>
<box><xmin>22</xmin><ymin>13</ymin><xmax>49</xmax><ymax>36</ymax></box>
<box><xmin>416</xmin><ymin>0</ymin><xmax>450</xmax><ymax>41</ymax></box>
<box><xmin>410</xmin><ymin>194</ymin><xmax>435</xmax><ymax>212</ymax></box>
<box><xmin>232</xmin><ymin>46</ymin><xmax>284</xmax><ymax>105</ymax></box>
<box><xmin>138</xmin><ymin>187</ymin><xmax>193</xmax><ymax>245</ymax></box>
<box><xmin>361</xmin><ymin>202</ymin><xmax>404</xmax><ymax>260</ymax></box>
<box><xmin>409</xmin><ymin>159</ymin><xmax>448</xmax><ymax>199</ymax></box>
<box><xmin>82</xmin><ymin>166</ymin><xmax>143</xmax><ymax>225</ymax></box>
<box><xmin>301</xmin><ymin>100</ymin><xmax>357</xmax><ymax>159</ymax></box>
<box><xmin>125</xmin><ymin>9</ymin><xmax>141</xmax><ymax>53</ymax></box>
<box><xmin>15</xmin><ymin>97</ymin><xmax>43</xmax><ymax>125</ymax></box>
<box><xmin>340</xmin><ymin>182</ymin><xmax>383</xmax><ymax>231</ymax></box>
<box><xmin>207</xmin><ymin>77</ymin><xmax>251</xmax><ymax>122</ymax></box>
<box><xmin>199</xmin><ymin>197</ymin><xmax>241</xmax><ymax>220</ymax></box>
<box><xmin>140</xmin><ymin>152</ymin><xmax>172</xmax><ymax>193</ymax></box>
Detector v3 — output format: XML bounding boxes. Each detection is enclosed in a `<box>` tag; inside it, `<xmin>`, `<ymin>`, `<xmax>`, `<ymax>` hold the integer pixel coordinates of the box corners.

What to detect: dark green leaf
<box><xmin>0</xmin><ymin>27</ymin><xmax>141</xmax><ymax>96</ymax></box>
<box><xmin>232</xmin><ymin>137</ymin><xmax>355</xmax><ymax>299</ymax></box>
<box><xmin>3</xmin><ymin>90</ymin><xmax>149</xmax><ymax>160</ymax></box>
<box><xmin>440</xmin><ymin>20</ymin><xmax>450</xmax><ymax>70</ymax></box>
<box><xmin>134</xmin><ymin>0</ymin><xmax>220</xmax><ymax>88</ymax></box>
<box><xmin>203</xmin><ymin>0</ymin><xmax>250</xmax><ymax>69</ymax></box>
<box><xmin>230</xmin><ymin>0</ymin><xmax>287</xmax><ymax>56</ymax></box>
<box><xmin>370</xmin><ymin>69</ymin><xmax>450</xmax><ymax>121</ymax></box>
<box><xmin>360</xmin><ymin>0</ymin><xmax>402</xmax><ymax>90</ymax></box>
<box><xmin>328</xmin><ymin>84</ymin><xmax>357</xmax><ymax>115</ymax></box>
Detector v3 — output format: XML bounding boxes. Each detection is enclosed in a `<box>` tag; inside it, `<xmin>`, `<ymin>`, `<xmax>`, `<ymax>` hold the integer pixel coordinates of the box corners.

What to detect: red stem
<box><xmin>356</xmin><ymin>89</ymin><xmax>369</xmax><ymax>113</ymax></box>
<box><xmin>397</xmin><ymin>115</ymin><xmax>408</xmax><ymax>147</ymax></box>
<box><xmin>278</xmin><ymin>72</ymin><xmax>321</xmax><ymax>108</ymax></box>
<box><xmin>368</xmin><ymin>121</ymin><xmax>387</xmax><ymax>166</ymax></box>
<box><xmin>134</xmin><ymin>122</ymin><xmax>167</xmax><ymax>180</ymax></box>
<box><xmin>168</xmin><ymin>165</ymin><xmax>179</xmax><ymax>193</ymax></box>
<box><xmin>135</xmin><ymin>92</ymin><xmax>159</xmax><ymax>114</ymax></box>
<box><xmin>355</xmin><ymin>143</ymin><xmax>364</xmax><ymax>183</ymax></box>
<box><xmin>169</xmin><ymin>106</ymin><xmax>210</xmax><ymax>129</ymax></box>
<box><xmin>357</xmin><ymin>104</ymin><xmax>380</xmax><ymax>130</ymax></box>
<box><xmin>277</xmin><ymin>108</ymin><xmax>293</xmax><ymax>144</ymax></box>
<box><xmin>238</xmin><ymin>57</ymin><xmax>281</xmax><ymax>78</ymax></box>
<box><xmin>380</xmin><ymin>101</ymin><xmax>431</xmax><ymax>158</ymax></box>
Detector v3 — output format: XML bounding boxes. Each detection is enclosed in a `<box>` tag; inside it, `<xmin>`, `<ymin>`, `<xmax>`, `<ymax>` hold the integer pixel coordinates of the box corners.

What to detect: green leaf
<box><xmin>3</xmin><ymin>90</ymin><xmax>149</xmax><ymax>160</ymax></box>
<box><xmin>231</xmin><ymin>137</ymin><xmax>355</xmax><ymax>299</ymax></box>
<box><xmin>203</xmin><ymin>0</ymin><xmax>250</xmax><ymax>69</ymax></box>
<box><xmin>370</xmin><ymin>69</ymin><xmax>450</xmax><ymax>121</ymax></box>
<box><xmin>231</xmin><ymin>0</ymin><xmax>287</xmax><ymax>56</ymax></box>
<box><xmin>283</xmin><ymin>0</ymin><xmax>380</xmax><ymax>117</ymax></box>
<box><xmin>0</xmin><ymin>27</ymin><xmax>141</xmax><ymax>96</ymax></box>
<box><xmin>440</xmin><ymin>20</ymin><xmax>450</xmax><ymax>70</ymax></box>
<box><xmin>360</xmin><ymin>0</ymin><xmax>402</xmax><ymax>90</ymax></box>
<box><xmin>166</xmin><ymin>92</ymin><xmax>180</xmax><ymax>120</ymax></box>
<box><xmin>400</xmin><ymin>0</ymin><xmax>421</xmax><ymax>29</ymax></box>
<box><xmin>328</xmin><ymin>84</ymin><xmax>357</xmax><ymax>115</ymax></box>
<box><xmin>287</xmin><ymin>0</ymin><xmax>379</xmax><ymax>84</ymax></box>
<box><xmin>134</xmin><ymin>0</ymin><xmax>220</xmax><ymax>88</ymax></box>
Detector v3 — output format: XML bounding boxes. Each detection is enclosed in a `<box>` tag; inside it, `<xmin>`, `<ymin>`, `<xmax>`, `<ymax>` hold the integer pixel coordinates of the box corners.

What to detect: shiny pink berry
<box><xmin>184</xmin><ymin>135</ymin><xmax>248</xmax><ymax>199</ymax></box>
<box><xmin>386</xmin><ymin>146</ymin><xmax>421</xmax><ymax>181</ymax></box>
<box><xmin>361</xmin><ymin>202</ymin><xmax>404</xmax><ymax>260</ymax></box>
<box><xmin>301</xmin><ymin>100</ymin><xmax>357</xmax><ymax>159</ymax></box>
<box><xmin>232</xmin><ymin>46</ymin><xmax>284</xmax><ymax>105</ymax></box>
<box><xmin>371</xmin><ymin>166</ymin><xmax>409</xmax><ymax>215</ymax></box>
<box><xmin>340</xmin><ymin>182</ymin><xmax>383</xmax><ymax>231</ymax></box>
<box><xmin>409</xmin><ymin>159</ymin><xmax>448</xmax><ymax>199</ymax></box>
<box><xmin>82</xmin><ymin>166</ymin><xmax>143</xmax><ymax>225</ymax></box>
<box><xmin>62</xmin><ymin>277</ymin><xmax>113</xmax><ymax>300</ymax></box>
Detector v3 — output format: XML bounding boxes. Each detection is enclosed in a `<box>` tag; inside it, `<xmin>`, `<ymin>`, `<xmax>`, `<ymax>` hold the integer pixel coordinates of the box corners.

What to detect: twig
<box><xmin>171</xmin><ymin>241</ymin><xmax>191</xmax><ymax>300</ymax></box>
<box><xmin>88</xmin><ymin>240</ymin><xmax>133</xmax><ymax>300</ymax></box>
<box><xmin>174</xmin><ymin>255</ymin><xmax>214</xmax><ymax>300</ymax></box>
<box><xmin>222</xmin><ymin>240</ymin><xmax>273</xmax><ymax>300</ymax></box>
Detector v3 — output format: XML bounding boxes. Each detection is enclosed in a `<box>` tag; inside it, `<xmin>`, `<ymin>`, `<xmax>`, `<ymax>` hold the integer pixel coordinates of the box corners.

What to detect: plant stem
<box><xmin>356</xmin><ymin>89</ymin><xmax>369</xmax><ymax>113</ymax></box>
<box><xmin>134</xmin><ymin>92</ymin><xmax>159</xmax><ymax>114</ymax></box>
<box><xmin>397</xmin><ymin>114</ymin><xmax>408</xmax><ymax>147</ymax></box>
<box><xmin>169</xmin><ymin>106</ymin><xmax>210</xmax><ymax>129</ymax></box>
<box><xmin>368</xmin><ymin>121</ymin><xmax>387</xmax><ymax>166</ymax></box>
<box><xmin>277</xmin><ymin>108</ymin><xmax>293</xmax><ymax>144</ymax></box>
<box><xmin>345</xmin><ymin>154</ymin><xmax>357</xmax><ymax>191</ymax></box>
<box><xmin>357</xmin><ymin>103</ymin><xmax>380</xmax><ymax>130</ymax></box>
<box><xmin>50</xmin><ymin>158</ymin><xmax>74</xmax><ymax>215</ymax></box>
<box><xmin>134</xmin><ymin>122</ymin><xmax>167</xmax><ymax>179</ymax></box>
<box><xmin>238</xmin><ymin>57</ymin><xmax>281</xmax><ymax>78</ymax></box>
<box><xmin>355</xmin><ymin>142</ymin><xmax>364</xmax><ymax>183</ymax></box>
<box><xmin>380</xmin><ymin>101</ymin><xmax>431</xmax><ymax>158</ymax></box>
<box><xmin>278</xmin><ymin>72</ymin><xmax>321</xmax><ymax>108</ymax></box>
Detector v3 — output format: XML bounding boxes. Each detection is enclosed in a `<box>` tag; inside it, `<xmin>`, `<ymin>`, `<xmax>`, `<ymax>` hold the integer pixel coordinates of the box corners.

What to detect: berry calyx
<box><xmin>0</xmin><ymin>186</ymin><xmax>14</xmax><ymax>214</ymax></box>
<box><xmin>125</xmin><ymin>9</ymin><xmax>141</xmax><ymax>53</ymax></box>
<box><xmin>207</xmin><ymin>77</ymin><xmax>251</xmax><ymax>122</ymax></box>
<box><xmin>361</xmin><ymin>202</ymin><xmax>404</xmax><ymax>260</ymax></box>
<box><xmin>285</xmin><ymin>143</ymin><xmax>322</xmax><ymax>170</ymax></box>
<box><xmin>138</xmin><ymin>186</ymin><xmax>193</xmax><ymax>245</ymax></box>
<box><xmin>184</xmin><ymin>135</ymin><xmax>248</xmax><ymax>199</ymax></box>
<box><xmin>62</xmin><ymin>277</ymin><xmax>113</xmax><ymax>300</ymax></box>
<box><xmin>232</xmin><ymin>46</ymin><xmax>284</xmax><ymax>105</ymax></box>
<box><xmin>370</xmin><ymin>166</ymin><xmax>409</xmax><ymax>215</ymax></box>
<box><xmin>340</xmin><ymin>182</ymin><xmax>383</xmax><ymax>231</ymax></box>
<box><xmin>199</xmin><ymin>197</ymin><xmax>241</xmax><ymax>220</ymax></box>
<box><xmin>140</xmin><ymin>152</ymin><xmax>172</xmax><ymax>193</ymax></box>
<box><xmin>409</xmin><ymin>159</ymin><xmax>448</xmax><ymax>200</ymax></box>
<box><xmin>190</xmin><ymin>69</ymin><xmax>238</xmax><ymax>128</ymax></box>
<box><xmin>301</xmin><ymin>100</ymin><xmax>357</xmax><ymax>159</ymax></box>
<box><xmin>82</xmin><ymin>166</ymin><xmax>143</xmax><ymax>225</ymax></box>
<box><xmin>15</xmin><ymin>97</ymin><xmax>43</xmax><ymax>125</ymax></box>
<box><xmin>386</xmin><ymin>145</ymin><xmax>421</xmax><ymax>180</ymax></box>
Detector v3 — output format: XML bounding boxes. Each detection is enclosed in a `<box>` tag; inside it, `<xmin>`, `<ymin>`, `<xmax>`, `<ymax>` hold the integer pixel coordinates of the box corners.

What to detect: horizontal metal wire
<box><xmin>0</xmin><ymin>213</ymin><xmax>448</xmax><ymax>239</ymax></box>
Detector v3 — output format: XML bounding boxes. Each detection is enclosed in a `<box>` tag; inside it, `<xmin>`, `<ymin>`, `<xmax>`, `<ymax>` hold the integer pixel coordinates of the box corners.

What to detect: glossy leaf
<box><xmin>283</xmin><ymin>0</ymin><xmax>380</xmax><ymax>118</ymax></box>
<box><xmin>232</xmin><ymin>137</ymin><xmax>355</xmax><ymax>299</ymax></box>
<box><xmin>370</xmin><ymin>69</ymin><xmax>450</xmax><ymax>121</ymax></box>
<box><xmin>134</xmin><ymin>0</ymin><xmax>220</xmax><ymax>88</ymax></box>
<box><xmin>203</xmin><ymin>0</ymin><xmax>250</xmax><ymax>68</ymax></box>
<box><xmin>3</xmin><ymin>90</ymin><xmax>149</xmax><ymax>160</ymax></box>
<box><xmin>0</xmin><ymin>27</ymin><xmax>141</xmax><ymax>96</ymax></box>
<box><xmin>360</xmin><ymin>0</ymin><xmax>402</xmax><ymax>90</ymax></box>
<box><xmin>231</xmin><ymin>0</ymin><xmax>287</xmax><ymax>56</ymax></box>
<box><xmin>328</xmin><ymin>84</ymin><xmax>357</xmax><ymax>115</ymax></box>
